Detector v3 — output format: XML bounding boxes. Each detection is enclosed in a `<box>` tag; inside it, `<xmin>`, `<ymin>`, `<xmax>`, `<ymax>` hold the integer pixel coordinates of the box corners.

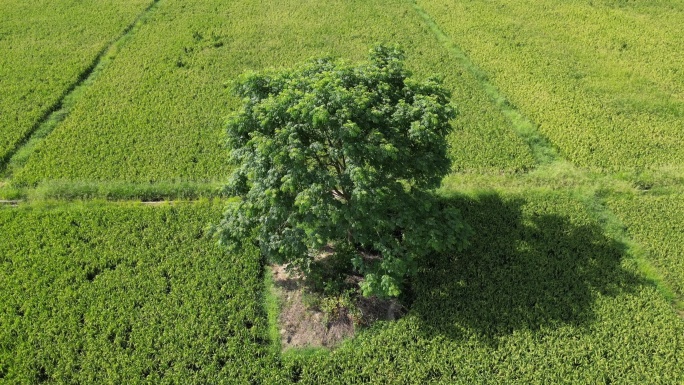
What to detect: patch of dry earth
<box><xmin>270</xmin><ymin>264</ymin><xmax>403</xmax><ymax>350</ymax></box>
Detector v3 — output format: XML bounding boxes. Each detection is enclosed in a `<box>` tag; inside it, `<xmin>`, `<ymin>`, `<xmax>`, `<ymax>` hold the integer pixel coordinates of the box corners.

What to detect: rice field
<box><xmin>0</xmin><ymin>0</ymin><xmax>154</xmax><ymax>164</ymax></box>
<box><xmin>1</xmin><ymin>0</ymin><xmax>682</xmax><ymax>382</ymax></box>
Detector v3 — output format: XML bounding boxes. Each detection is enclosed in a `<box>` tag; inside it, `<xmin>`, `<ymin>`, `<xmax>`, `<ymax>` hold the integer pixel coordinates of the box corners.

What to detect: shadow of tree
<box><xmin>410</xmin><ymin>192</ymin><xmax>644</xmax><ymax>345</ymax></box>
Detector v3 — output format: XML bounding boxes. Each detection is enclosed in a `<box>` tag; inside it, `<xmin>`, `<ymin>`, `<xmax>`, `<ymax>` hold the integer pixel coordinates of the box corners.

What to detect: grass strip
<box><xmin>26</xmin><ymin>180</ymin><xmax>226</xmax><ymax>202</ymax></box>
<box><xmin>263</xmin><ymin>266</ymin><xmax>283</xmax><ymax>353</ymax></box>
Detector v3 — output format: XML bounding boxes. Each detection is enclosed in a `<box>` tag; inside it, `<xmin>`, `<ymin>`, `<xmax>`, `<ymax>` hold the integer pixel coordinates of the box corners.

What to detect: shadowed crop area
<box><xmin>284</xmin><ymin>190</ymin><xmax>684</xmax><ymax>383</ymax></box>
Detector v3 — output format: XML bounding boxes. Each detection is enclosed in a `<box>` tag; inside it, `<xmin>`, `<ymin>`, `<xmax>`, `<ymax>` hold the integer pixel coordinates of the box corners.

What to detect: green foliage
<box><xmin>0</xmin><ymin>183</ymin><xmax>23</xmax><ymax>200</ymax></box>
<box><xmin>0</xmin><ymin>0</ymin><xmax>154</xmax><ymax>166</ymax></box>
<box><xmin>26</xmin><ymin>180</ymin><xmax>224</xmax><ymax>202</ymax></box>
<box><xmin>217</xmin><ymin>46</ymin><xmax>469</xmax><ymax>298</ymax></box>
<box><xmin>2</xmin><ymin>1</ymin><xmax>683</xmax><ymax>382</ymax></box>
<box><xmin>318</xmin><ymin>289</ymin><xmax>362</xmax><ymax>326</ymax></box>
<box><xmin>417</xmin><ymin>0</ymin><xmax>684</xmax><ymax>170</ymax></box>
<box><xmin>15</xmin><ymin>0</ymin><xmax>532</xmax><ymax>185</ymax></box>
<box><xmin>0</xmin><ymin>202</ymin><xmax>281</xmax><ymax>383</ymax></box>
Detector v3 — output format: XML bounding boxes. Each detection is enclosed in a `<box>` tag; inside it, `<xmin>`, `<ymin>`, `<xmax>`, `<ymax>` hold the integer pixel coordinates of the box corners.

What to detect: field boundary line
<box><xmin>1</xmin><ymin>179</ymin><xmax>226</xmax><ymax>202</ymax></box>
<box><xmin>408</xmin><ymin>0</ymin><xmax>559</xmax><ymax>166</ymax></box>
<box><xmin>0</xmin><ymin>198</ymin><xmax>227</xmax><ymax>211</ymax></box>
<box><xmin>579</xmin><ymin>188</ymin><xmax>684</xmax><ymax>317</ymax></box>
<box><xmin>0</xmin><ymin>0</ymin><xmax>162</xmax><ymax>179</ymax></box>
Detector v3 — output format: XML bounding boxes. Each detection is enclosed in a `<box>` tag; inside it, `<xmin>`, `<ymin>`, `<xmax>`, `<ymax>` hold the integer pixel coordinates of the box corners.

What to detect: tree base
<box><xmin>269</xmin><ymin>264</ymin><xmax>403</xmax><ymax>351</ymax></box>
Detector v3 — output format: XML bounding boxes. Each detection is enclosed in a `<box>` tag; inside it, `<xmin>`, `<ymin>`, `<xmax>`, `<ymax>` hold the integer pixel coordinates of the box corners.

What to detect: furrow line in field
<box><xmin>0</xmin><ymin>0</ymin><xmax>162</xmax><ymax>179</ymax></box>
<box><xmin>408</xmin><ymin>0</ymin><xmax>560</xmax><ymax>166</ymax></box>
<box><xmin>0</xmin><ymin>199</ymin><xmax>220</xmax><ymax>210</ymax></box>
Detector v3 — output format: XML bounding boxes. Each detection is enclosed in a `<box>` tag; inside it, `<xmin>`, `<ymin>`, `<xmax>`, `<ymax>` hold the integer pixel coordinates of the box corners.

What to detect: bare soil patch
<box><xmin>270</xmin><ymin>264</ymin><xmax>404</xmax><ymax>350</ymax></box>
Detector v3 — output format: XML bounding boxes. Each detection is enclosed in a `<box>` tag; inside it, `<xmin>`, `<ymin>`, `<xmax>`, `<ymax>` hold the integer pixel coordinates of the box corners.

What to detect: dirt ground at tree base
<box><xmin>270</xmin><ymin>264</ymin><xmax>403</xmax><ymax>350</ymax></box>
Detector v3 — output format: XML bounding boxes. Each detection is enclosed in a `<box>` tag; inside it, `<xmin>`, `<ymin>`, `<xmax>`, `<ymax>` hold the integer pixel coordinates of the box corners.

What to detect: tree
<box><xmin>215</xmin><ymin>46</ymin><xmax>469</xmax><ymax>298</ymax></box>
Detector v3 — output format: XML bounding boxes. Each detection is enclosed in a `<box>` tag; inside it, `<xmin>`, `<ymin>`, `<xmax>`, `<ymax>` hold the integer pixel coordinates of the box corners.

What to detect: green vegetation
<box><xmin>416</xmin><ymin>0</ymin><xmax>684</xmax><ymax>170</ymax></box>
<box><xmin>3</xmin><ymin>193</ymin><xmax>682</xmax><ymax>383</ymax></box>
<box><xmin>218</xmin><ymin>46</ymin><xmax>469</xmax><ymax>298</ymax></box>
<box><xmin>608</xmin><ymin>193</ymin><xmax>684</xmax><ymax>300</ymax></box>
<box><xmin>14</xmin><ymin>0</ymin><xmax>532</xmax><ymax>185</ymax></box>
<box><xmin>2</xmin><ymin>0</ymin><xmax>683</xmax><ymax>382</ymax></box>
<box><xmin>288</xmin><ymin>191</ymin><xmax>684</xmax><ymax>383</ymax></box>
<box><xmin>3</xmin><ymin>180</ymin><xmax>224</xmax><ymax>202</ymax></box>
<box><xmin>25</xmin><ymin>180</ymin><xmax>225</xmax><ymax>202</ymax></box>
<box><xmin>0</xmin><ymin>201</ymin><xmax>282</xmax><ymax>383</ymax></box>
<box><xmin>0</xmin><ymin>0</ymin><xmax>154</xmax><ymax>166</ymax></box>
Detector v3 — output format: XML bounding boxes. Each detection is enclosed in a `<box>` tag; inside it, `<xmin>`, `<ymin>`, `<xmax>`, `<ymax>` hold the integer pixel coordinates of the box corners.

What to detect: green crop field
<box><xmin>2</xmin><ymin>193</ymin><xmax>682</xmax><ymax>383</ymax></box>
<box><xmin>1</xmin><ymin>0</ymin><xmax>683</xmax><ymax>383</ymax></box>
<box><xmin>14</xmin><ymin>0</ymin><xmax>533</xmax><ymax>185</ymax></box>
<box><xmin>288</xmin><ymin>190</ymin><xmax>684</xmax><ymax>384</ymax></box>
<box><xmin>0</xmin><ymin>201</ymin><xmax>282</xmax><ymax>383</ymax></box>
<box><xmin>608</xmin><ymin>193</ymin><xmax>684</xmax><ymax>300</ymax></box>
<box><xmin>0</xmin><ymin>0</ymin><xmax>154</xmax><ymax>165</ymax></box>
<box><xmin>417</xmin><ymin>0</ymin><xmax>684</xmax><ymax>170</ymax></box>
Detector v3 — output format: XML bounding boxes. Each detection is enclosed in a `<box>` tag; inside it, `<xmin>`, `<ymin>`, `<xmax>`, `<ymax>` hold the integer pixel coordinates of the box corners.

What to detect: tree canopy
<box><xmin>216</xmin><ymin>46</ymin><xmax>469</xmax><ymax>298</ymax></box>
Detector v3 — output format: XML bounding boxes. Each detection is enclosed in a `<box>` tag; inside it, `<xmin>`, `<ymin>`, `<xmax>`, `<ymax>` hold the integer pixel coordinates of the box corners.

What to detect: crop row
<box><xmin>14</xmin><ymin>0</ymin><xmax>533</xmax><ymax>185</ymax></box>
<box><xmin>0</xmin><ymin>0</ymin><xmax>154</xmax><ymax>165</ymax></box>
<box><xmin>0</xmin><ymin>201</ymin><xmax>282</xmax><ymax>383</ymax></box>
<box><xmin>417</xmin><ymin>0</ymin><xmax>684</xmax><ymax>170</ymax></box>
<box><xmin>607</xmin><ymin>193</ymin><xmax>684</xmax><ymax>300</ymax></box>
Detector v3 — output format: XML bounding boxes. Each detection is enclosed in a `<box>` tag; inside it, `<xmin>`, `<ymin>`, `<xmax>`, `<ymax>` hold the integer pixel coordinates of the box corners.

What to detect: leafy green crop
<box><xmin>0</xmin><ymin>0</ymin><xmax>154</xmax><ymax>165</ymax></box>
<box><xmin>4</xmin><ymin>1</ymin><xmax>682</xmax><ymax>383</ymax></box>
<box><xmin>417</xmin><ymin>0</ymin><xmax>684</xmax><ymax>170</ymax></box>
<box><xmin>607</xmin><ymin>193</ymin><xmax>684</xmax><ymax>299</ymax></box>
<box><xmin>15</xmin><ymin>0</ymin><xmax>532</xmax><ymax>185</ymax></box>
<box><xmin>0</xmin><ymin>201</ymin><xmax>281</xmax><ymax>383</ymax></box>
